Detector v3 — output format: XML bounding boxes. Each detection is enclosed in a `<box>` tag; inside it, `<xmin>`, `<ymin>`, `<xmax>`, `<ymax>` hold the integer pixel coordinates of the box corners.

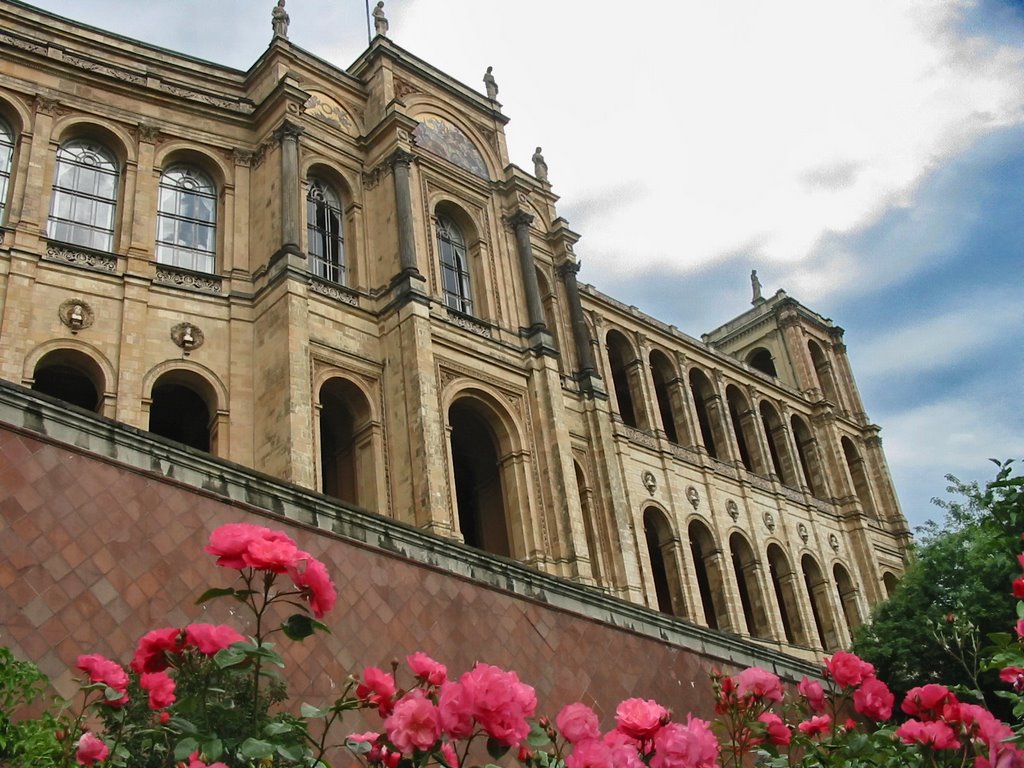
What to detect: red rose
<box><xmin>797</xmin><ymin>715</ymin><xmax>832</xmax><ymax>737</ymax></box>
<box><xmin>615</xmin><ymin>697</ymin><xmax>668</xmax><ymax>741</ymax></box>
<box><xmin>76</xmin><ymin>654</ymin><xmax>129</xmax><ymax>707</ymax></box>
<box><xmin>384</xmin><ymin>689</ymin><xmax>441</xmax><ymax>754</ymax></box>
<box><xmin>823</xmin><ymin>651</ymin><xmax>874</xmax><ymax>688</ymax></box>
<box><xmin>736</xmin><ymin>667</ymin><xmax>783</xmax><ymax>703</ymax></box>
<box><xmin>358</xmin><ymin>666</ymin><xmax>398</xmax><ymax>716</ymax></box>
<box><xmin>289</xmin><ymin>556</ymin><xmax>337</xmax><ymax>618</ymax></box>
<box><xmin>459</xmin><ymin>663</ymin><xmax>536</xmax><ymax>746</ymax></box>
<box><xmin>758</xmin><ymin>712</ymin><xmax>791</xmax><ymax>747</ymax></box>
<box><xmin>896</xmin><ymin>719</ymin><xmax>959</xmax><ymax>750</ymax></box>
<box><xmin>131</xmin><ymin>627</ymin><xmax>185</xmax><ymax>674</ymax></box>
<box><xmin>901</xmin><ymin>684</ymin><xmax>956</xmax><ymax>721</ymax></box>
<box><xmin>565</xmin><ymin>739</ymin><xmax>615</xmax><ymax>768</ymax></box>
<box><xmin>556</xmin><ymin>702</ymin><xmax>601</xmax><ymax>744</ymax></box>
<box><xmin>438</xmin><ymin>681</ymin><xmax>474</xmax><ymax>739</ymax></box>
<box><xmin>797</xmin><ymin>676</ymin><xmax>826</xmax><ymax>713</ymax></box>
<box><xmin>140</xmin><ymin>671</ymin><xmax>176</xmax><ymax>710</ymax></box>
<box><xmin>650</xmin><ymin>716</ymin><xmax>719</xmax><ymax>768</ymax></box>
<box><xmin>853</xmin><ymin>677</ymin><xmax>894</xmax><ymax>721</ymax></box>
<box><xmin>407</xmin><ymin>652</ymin><xmax>447</xmax><ymax>686</ymax></box>
<box><xmin>185</xmin><ymin>623</ymin><xmax>245</xmax><ymax>655</ymax></box>
<box><xmin>76</xmin><ymin>733</ymin><xmax>109</xmax><ymax>766</ymax></box>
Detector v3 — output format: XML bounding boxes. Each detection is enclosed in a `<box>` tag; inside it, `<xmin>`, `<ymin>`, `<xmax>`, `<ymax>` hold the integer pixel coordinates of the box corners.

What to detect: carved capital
<box><xmin>273</xmin><ymin>120</ymin><xmax>305</xmax><ymax>143</ymax></box>
<box><xmin>556</xmin><ymin>260</ymin><xmax>581</xmax><ymax>278</ymax></box>
<box><xmin>232</xmin><ymin>149</ymin><xmax>253</xmax><ymax>166</ymax></box>
<box><xmin>509</xmin><ymin>210</ymin><xmax>534</xmax><ymax>231</ymax></box>
<box><xmin>386</xmin><ymin>149</ymin><xmax>416</xmax><ymax>170</ymax></box>
<box><xmin>34</xmin><ymin>96</ymin><xmax>65</xmax><ymax>117</ymax></box>
<box><xmin>134</xmin><ymin>122</ymin><xmax>161</xmax><ymax>144</ymax></box>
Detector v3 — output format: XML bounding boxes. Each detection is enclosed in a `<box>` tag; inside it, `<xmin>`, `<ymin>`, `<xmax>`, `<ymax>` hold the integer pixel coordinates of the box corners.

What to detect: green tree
<box><xmin>853</xmin><ymin>460</ymin><xmax>1024</xmax><ymax>713</ymax></box>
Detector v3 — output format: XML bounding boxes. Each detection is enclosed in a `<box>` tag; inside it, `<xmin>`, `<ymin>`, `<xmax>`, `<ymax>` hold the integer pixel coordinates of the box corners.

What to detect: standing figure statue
<box><xmin>751</xmin><ymin>269</ymin><xmax>763</xmax><ymax>303</ymax></box>
<box><xmin>373</xmin><ymin>2</ymin><xmax>389</xmax><ymax>37</ymax></box>
<box><xmin>532</xmin><ymin>147</ymin><xmax>548</xmax><ymax>182</ymax></box>
<box><xmin>271</xmin><ymin>0</ymin><xmax>289</xmax><ymax>38</ymax></box>
<box><xmin>483</xmin><ymin>66</ymin><xmax>498</xmax><ymax>100</ymax></box>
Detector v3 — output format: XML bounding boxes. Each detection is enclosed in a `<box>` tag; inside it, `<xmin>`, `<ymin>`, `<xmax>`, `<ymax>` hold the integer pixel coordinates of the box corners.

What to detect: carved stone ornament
<box><xmin>726</xmin><ymin>499</ymin><xmax>739</xmax><ymax>522</ymax></box>
<box><xmin>797</xmin><ymin>522</ymin><xmax>809</xmax><ymax>543</ymax></box>
<box><xmin>45</xmin><ymin>244</ymin><xmax>117</xmax><ymax>272</ymax></box>
<box><xmin>686</xmin><ymin>486</ymin><xmax>700</xmax><ymax>510</ymax></box>
<box><xmin>641</xmin><ymin>471</ymin><xmax>657</xmax><ymax>495</ymax></box>
<box><xmin>763</xmin><ymin>511</ymin><xmax>776</xmax><ymax>532</ymax></box>
<box><xmin>58</xmin><ymin>299</ymin><xmax>94</xmax><ymax>333</ymax></box>
<box><xmin>155</xmin><ymin>267</ymin><xmax>222</xmax><ymax>293</ymax></box>
<box><xmin>170</xmin><ymin>322</ymin><xmax>204</xmax><ymax>353</ymax></box>
<box><xmin>829</xmin><ymin>533</ymin><xmax>840</xmax><ymax>552</ymax></box>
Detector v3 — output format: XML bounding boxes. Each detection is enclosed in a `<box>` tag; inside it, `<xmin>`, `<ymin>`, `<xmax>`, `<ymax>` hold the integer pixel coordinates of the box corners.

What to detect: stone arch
<box><xmin>882</xmin><ymin>570</ymin><xmax>899</xmax><ymax>598</ymax></box>
<box><xmin>643</xmin><ymin>506</ymin><xmax>686</xmax><ymax>617</ymax></box>
<box><xmin>649</xmin><ymin>349</ymin><xmax>681</xmax><ymax>444</ymax></box>
<box><xmin>154</xmin><ymin>143</ymin><xmax>232</xmax><ymax>191</ymax></box>
<box><xmin>688</xmin><ymin>367</ymin><xmax>723</xmax><ymax>459</ymax></box>
<box><xmin>758</xmin><ymin>400</ymin><xmax>798</xmax><ymax>486</ymax></box>
<box><xmin>766</xmin><ymin>543</ymin><xmax>810</xmax><ymax>646</ymax></box>
<box><xmin>0</xmin><ymin>93</ymin><xmax>32</xmax><ymax>136</ymax></box>
<box><xmin>605</xmin><ymin>329</ymin><xmax>643</xmax><ymax>429</ymax></box>
<box><xmin>833</xmin><ymin>561</ymin><xmax>862</xmax><ymax>634</ymax></box>
<box><xmin>791</xmin><ymin>414</ymin><xmax>825</xmax><ymax>496</ymax></box>
<box><xmin>746</xmin><ymin>347</ymin><xmax>777</xmax><ymax>377</ymax></box>
<box><xmin>688</xmin><ymin>518</ymin><xmax>728</xmax><ymax>630</ymax></box>
<box><xmin>842</xmin><ymin>436</ymin><xmax>877</xmax><ymax>520</ymax></box>
<box><xmin>801</xmin><ymin>553</ymin><xmax>842</xmax><ymax>650</ymax></box>
<box><xmin>23</xmin><ymin>339</ymin><xmax>116</xmax><ymax>416</ymax></box>
<box><xmin>573</xmin><ymin>458</ymin><xmax>604</xmax><ymax>585</ymax></box>
<box><xmin>142</xmin><ymin>360</ymin><xmax>228</xmax><ymax>455</ymax></box>
<box><xmin>729</xmin><ymin>532</ymin><xmax>771</xmax><ymax>639</ymax></box>
<box><xmin>50</xmin><ymin>117</ymin><xmax>136</xmax><ymax>167</ymax></box>
<box><xmin>432</xmin><ymin>198</ymin><xmax>487</xmax><ymax>318</ymax></box>
<box><xmin>725</xmin><ymin>384</ymin><xmax>761</xmax><ymax>473</ymax></box>
<box><xmin>316</xmin><ymin>375</ymin><xmax>379</xmax><ymax>511</ymax></box>
<box><xmin>445</xmin><ymin>386</ymin><xmax>529</xmax><ymax>559</ymax></box>
<box><xmin>807</xmin><ymin>339</ymin><xmax>840</xmax><ymax>405</ymax></box>
<box><xmin>535</xmin><ymin>266</ymin><xmax>561</xmax><ymax>357</ymax></box>
<box><xmin>27</xmin><ymin>346</ymin><xmax>107</xmax><ymax>414</ymax></box>
<box><xmin>407</xmin><ymin>102</ymin><xmax>499</xmax><ymax>180</ymax></box>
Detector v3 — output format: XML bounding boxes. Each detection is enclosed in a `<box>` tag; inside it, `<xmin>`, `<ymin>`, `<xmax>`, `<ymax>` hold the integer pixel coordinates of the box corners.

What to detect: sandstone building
<box><xmin>0</xmin><ymin>0</ymin><xmax>909</xmax><ymax>661</ymax></box>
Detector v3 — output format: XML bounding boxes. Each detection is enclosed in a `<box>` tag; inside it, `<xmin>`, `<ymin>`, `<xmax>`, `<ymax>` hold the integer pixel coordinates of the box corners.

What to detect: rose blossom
<box><xmin>556</xmin><ymin>702</ymin><xmax>601</xmax><ymax>744</ymax></box>
<box><xmin>1000</xmin><ymin>667</ymin><xmax>1024</xmax><ymax>692</ymax></box>
<box><xmin>438</xmin><ymin>681</ymin><xmax>474</xmax><ymax>739</ymax></box>
<box><xmin>736</xmin><ymin>667</ymin><xmax>783</xmax><ymax>703</ymax></box>
<box><xmin>459</xmin><ymin>663</ymin><xmax>537</xmax><ymax>746</ymax></box>
<box><xmin>823</xmin><ymin>651</ymin><xmax>875</xmax><ymax>688</ymax></box>
<box><xmin>76</xmin><ymin>654</ymin><xmax>129</xmax><ymax>706</ymax></box>
<box><xmin>896</xmin><ymin>719</ymin><xmax>959</xmax><ymax>750</ymax></box>
<box><xmin>853</xmin><ymin>677</ymin><xmax>894</xmax><ymax>721</ymax></box>
<box><xmin>1013</xmin><ymin>577</ymin><xmax>1024</xmax><ymax>598</ymax></box>
<box><xmin>566</xmin><ymin>739</ymin><xmax>615</xmax><ymax>768</ymax></box>
<box><xmin>797</xmin><ymin>676</ymin><xmax>826</xmax><ymax>713</ymax></box>
<box><xmin>797</xmin><ymin>715</ymin><xmax>832</xmax><ymax>736</ymax></box>
<box><xmin>185</xmin><ymin>623</ymin><xmax>245</xmax><ymax>655</ymax></box>
<box><xmin>758</xmin><ymin>712</ymin><xmax>791</xmax><ymax>747</ymax></box>
<box><xmin>140</xmin><ymin>670</ymin><xmax>176</xmax><ymax>710</ymax></box>
<box><xmin>615</xmin><ymin>697</ymin><xmax>668</xmax><ymax>741</ymax></box>
<box><xmin>205</xmin><ymin>523</ymin><xmax>266</xmax><ymax>569</ymax></box>
<box><xmin>358</xmin><ymin>667</ymin><xmax>397</xmax><ymax>716</ymax></box>
<box><xmin>603</xmin><ymin>730</ymin><xmax>644</xmax><ymax>768</ymax></box>
<box><xmin>183</xmin><ymin>751</ymin><xmax>230</xmax><ymax>768</ymax></box>
<box><xmin>650</xmin><ymin>716</ymin><xmax>719</xmax><ymax>768</ymax></box>
<box><xmin>287</xmin><ymin>555</ymin><xmax>337</xmax><ymax>618</ymax></box>
<box><xmin>440</xmin><ymin>742</ymin><xmax>459</xmax><ymax>768</ymax></box>
<box><xmin>901</xmin><ymin>684</ymin><xmax>956</xmax><ymax>721</ymax></box>
<box><xmin>76</xmin><ymin>732</ymin><xmax>109</xmax><ymax>766</ymax></box>
<box><xmin>243</xmin><ymin>531</ymin><xmax>303</xmax><ymax>573</ymax></box>
<box><xmin>131</xmin><ymin>627</ymin><xmax>185</xmax><ymax>673</ymax></box>
<box><xmin>384</xmin><ymin>689</ymin><xmax>442</xmax><ymax>754</ymax></box>
<box><xmin>407</xmin><ymin>652</ymin><xmax>447</xmax><ymax>686</ymax></box>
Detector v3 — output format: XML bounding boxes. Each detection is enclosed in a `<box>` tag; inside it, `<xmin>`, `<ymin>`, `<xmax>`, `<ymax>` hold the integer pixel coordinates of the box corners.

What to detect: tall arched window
<box><xmin>0</xmin><ymin>118</ymin><xmax>14</xmax><ymax>221</ymax></box>
<box><xmin>48</xmin><ymin>140</ymin><xmax>119</xmax><ymax>251</ymax></box>
<box><xmin>436</xmin><ymin>215</ymin><xmax>473</xmax><ymax>314</ymax></box>
<box><xmin>306</xmin><ymin>177</ymin><xmax>345</xmax><ymax>284</ymax></box>
<box><xmin>156</xmin><ymin>165</ymin><xmax>217</xmax><ymax>273</ymax></box>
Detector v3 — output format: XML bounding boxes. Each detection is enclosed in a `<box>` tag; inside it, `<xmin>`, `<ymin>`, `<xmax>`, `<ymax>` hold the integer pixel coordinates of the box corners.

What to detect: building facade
<box><xmin>0</xmin><ymin>1</ymin><xmax>909</xmax><ymax>659</ymax></box>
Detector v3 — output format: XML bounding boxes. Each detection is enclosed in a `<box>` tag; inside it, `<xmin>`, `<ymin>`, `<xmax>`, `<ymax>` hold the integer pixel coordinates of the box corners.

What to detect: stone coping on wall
<box><xmin>0</xmin><ymin>378</ymin><xmax>820</xmax><ymax>680</ymax></box>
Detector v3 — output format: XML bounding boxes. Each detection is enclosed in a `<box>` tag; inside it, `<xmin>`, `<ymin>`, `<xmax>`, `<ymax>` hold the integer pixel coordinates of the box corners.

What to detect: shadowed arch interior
<box><xmin>688</xmin><ymin>369</ymin><xmax>719</xmax><ymax>458</ymax></box>
<box><xmin>730</xmin><ymin>532</ymin><xmax>771</xmax><ymax>638</ymax></box>
<box><xmin>833</xmin><ymin>562</ymin><xmax>861</xmax><ymax>634</ymax></box>
<box><xmin>802</xmin><ymin>554</ymin><xmax>841</xmax><ymax>650</ymax></box>
<box><xmin>643</xmin><ymin>507</ymin><xmax>685</xmax><ymax>616</ymax></box>
<box><xmin>767</xmin><ymin>544</ymin><xmax>809</xmax><ymax>646</ymax></box>
<box><xmin>689</xmin><ymin>520</ymin><xmax>727</xmax><ymax>630</ymax></box>
<box><xmin>148</xmin><ymin>369</ymin><xmax>216</xmax><ymax>453</ymax></box>
<box><xmin>649</xmin><ymin>350</ymin><xmax>681</xmax><ymax>444</ymax></box>
<box><xmin>606</xmin><ymin>330</ymin><xmax>640</xmax><ymax>428</ymax></box>
<box><xmin>31</xmin><ymin>348</ymin><xmax>104</xmax><ymax>413</ymax></box>
<box><xmin>747</xmin><ymin>347</ymin><xmax>777</xmax><ymax>377</ymax></box>
<box><xmin>319</xmin><ymin>377</ymin><xmax>376</xmax><ymax>510</ymax></box>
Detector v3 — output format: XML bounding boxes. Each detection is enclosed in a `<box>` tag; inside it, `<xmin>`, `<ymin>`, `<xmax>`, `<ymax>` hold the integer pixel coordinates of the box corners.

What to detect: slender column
<box><xmin>389</xmin><ymin>150</ymin><xmax>420</xmax><ymax>277</ymax></box>
<box><xmin>510</xmin><ymin>211</ymin><xmax>545</xmax><ymax>332</ymax></box>
<box><xmin>273</xmin><ymin>121</ymin><xmax>304</xmax><ymax>258</ymax></box>
<box><xmin>831</xmin><ymin>335</ymin><xmax>868</xmax><ymax>421</ymax></box>
<box><xmin>557</xmin><ymin>261</ymin><xmax>595</xmax><ymax>377</ymax></box>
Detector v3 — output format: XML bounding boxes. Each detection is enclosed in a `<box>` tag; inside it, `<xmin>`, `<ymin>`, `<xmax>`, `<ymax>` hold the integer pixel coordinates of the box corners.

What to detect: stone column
<box><xmin>510</xmin><ymin>211</ymin><xmax>545</xmax><ymax>332</ymax></box>
<box><xmin>557</xmin><ymin>261</ymin><xmax>601</xmax><ymax>391</ymax></box>
<box><xmin>273</xmin><ymin>120</ymin><xmax>304</xmax><ymax>261</ymax></box>
<box><xmin>831</xmin><ymin>335</ymin><xmax>868</xmax><ymax>422</ymax></box>
<box><xmin>389</xmin><ymin>150</ymin><xmax>420</xmax><ymax>277</ymax></box>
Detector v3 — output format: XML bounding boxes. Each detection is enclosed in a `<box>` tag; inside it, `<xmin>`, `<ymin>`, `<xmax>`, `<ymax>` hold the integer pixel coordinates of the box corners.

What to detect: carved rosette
<box><xmin>170</xmin><ymin>322</ymin><xmax>204</xmax><ymax>352</ymax></box>
<box><xmin>58</xmin><ymin>299</ymin><xmax>95</xmax><ymax>333</ymax></box>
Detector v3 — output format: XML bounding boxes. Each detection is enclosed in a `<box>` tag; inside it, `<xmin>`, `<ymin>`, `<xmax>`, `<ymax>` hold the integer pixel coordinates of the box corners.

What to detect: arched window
<box><xmin>319</xmin><ymin>377</ymin><xmax>377</xmax><ymax>510</ymax></box>
<box><xmin>306</xmin><ymin>177</ymin><xmax>345</xmax><ymax>284</ymax></box>
<box><xmin>436</xmin><ymin>215</ymin><xmax>473</xmax><ymax>314</ymax></box>
<box><xmin>156</xmin><ymin>165</ymin><xmax>217</xmax><ymax>273</ymax></box>
<box><xmin>643</xmin><ymin>508</ymin><xmax>685</xmax><ymax>616</ymax></box>
<box><xmin>746</xmin><ymin>348</ymin><xmax>777</xmax><ymax>377</ymax></box>
<box><xmin>31</xmin><ymin>348</ymin><xmax>104</xmax><ymax>413</ymax></box>
<box><xmin>48</xmin><ymin>140</ymin><xmax>119</xmax><ymax>251</ymax></box>
<box><xmin>0</xmin><ymin>117</ymin><xmax>14</xmax><ymax>221</ymax></box>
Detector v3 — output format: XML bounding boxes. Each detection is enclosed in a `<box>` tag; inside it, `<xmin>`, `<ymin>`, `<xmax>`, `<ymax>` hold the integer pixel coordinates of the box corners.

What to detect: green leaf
<box><xmin>277</xmin><ymin>743</ymin><xmax>306</xmax><ymax>761</ymax></box>
<box><xmin>301</xmin><ymin>702</ymin><xmax>328</xmax><ymax>718</ymax></box>
<box><xmin>282</xmin><ymin>613</ymin><xmax>317</xmax><ymax>641</ymax></box>
<box><xmin>240</xmin><ymin>738</ymin><xmax>275</xmax><ymax>759</ymax></box>
<box><xmin>201</xmin><ymin>737</ymin><xmax>223</xmax><ymax>761</ymax></box>
<box><xmin>213</xmin><ymin>648</ymin><xmax>248</xmax><ymax>669</ymax></box>
<box><xmin>195</xmin><ymin>587</ymin><xmax>237</xmax><ymax>605</ymax></box>
<box><xmin>264</xmin><ymin>721</ymin><xmax>295</xmax><ymax>736</ymax></box>
<box><xmin>170</xmin><ymin>717</ymin><xmax>198</xmax><ymax>735</ymax></box>
<box><xmin>174</xmin><ymin>737</ymin><xmax>200</xmax><ymax>761</ymax></box>
<box><xmin>486</xmin><ymin>738</ymin><xmax>511</xmax><ymax>760</ymax></box>
<box><xmin>526</xmin><ymin>722</ymin><xmax>550</xmax><ymax>748</ymax></box>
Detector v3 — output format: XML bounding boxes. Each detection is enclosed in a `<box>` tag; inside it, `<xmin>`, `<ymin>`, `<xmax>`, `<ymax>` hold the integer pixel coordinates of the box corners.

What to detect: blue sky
<box><xmin>23</xmin><ymin>0</ymin><xmax>1024</xmax><ymax>531</ymax></box>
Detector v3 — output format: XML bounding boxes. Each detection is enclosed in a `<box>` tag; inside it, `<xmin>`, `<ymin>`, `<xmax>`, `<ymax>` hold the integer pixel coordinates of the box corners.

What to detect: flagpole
<box><xmin>365</xmin><ymin>0</ymin><xmax>372</xmax><ymax>43</ymax></box>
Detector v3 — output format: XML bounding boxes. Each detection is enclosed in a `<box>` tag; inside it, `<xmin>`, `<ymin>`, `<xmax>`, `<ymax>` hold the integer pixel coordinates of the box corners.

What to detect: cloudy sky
<box><xmin>26</xmin><ymin>0</ymin><xmax>1024</xmax><ymax>531</ymax></box>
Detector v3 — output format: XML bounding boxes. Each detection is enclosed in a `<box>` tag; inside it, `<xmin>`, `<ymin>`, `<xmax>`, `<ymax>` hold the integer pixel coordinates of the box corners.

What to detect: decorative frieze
<box><xmin>445</xmin><ymin>309</ymin><xmax>492</xmax><ymax>339</ymax></box>
<box><xmin>44</xmin><ymin>244</ymin><xmax>117</xmax><ymax>272</ymax></box>
<box><xmin>309</xmin><ymin>278</ymin><xmax>359</xmax><ymax>307</ymax></box>
<box><xmin>155</xmin><ymin>266</ymin><xmax>222</xmax><ymax>293</ymax></box>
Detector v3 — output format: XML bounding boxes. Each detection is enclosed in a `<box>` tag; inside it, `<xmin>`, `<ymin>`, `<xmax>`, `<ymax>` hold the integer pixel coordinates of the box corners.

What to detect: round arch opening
<box><xmin>31</xmin><ymin>348</ymin><xmax>104</xmax><ymax>413</ymax></box>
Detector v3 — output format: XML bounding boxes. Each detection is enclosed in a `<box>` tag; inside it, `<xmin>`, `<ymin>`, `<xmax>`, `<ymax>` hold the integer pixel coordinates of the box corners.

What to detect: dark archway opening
<box><xmin>149</xmin><ymin>382</ymin><xmax>210</xmax><ymax>452</ymax></box>
<box><xmin>450</xmin><ymin>401</ymin><xmax>510</xmax><ymax>558</ymax></box>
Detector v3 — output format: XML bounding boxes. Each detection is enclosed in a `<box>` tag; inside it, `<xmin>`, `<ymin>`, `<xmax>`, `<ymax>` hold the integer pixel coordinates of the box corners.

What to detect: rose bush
<box><xmin>3</xmin><ymin>519</ymin><xmax>1024</xmax><ymax>768</ymax></box>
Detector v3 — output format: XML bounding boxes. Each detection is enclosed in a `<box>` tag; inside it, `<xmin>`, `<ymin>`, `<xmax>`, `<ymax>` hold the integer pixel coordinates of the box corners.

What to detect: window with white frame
<box><xmin>156</xmin><ymin>165</ymin><xmax>217</xmax><ymax>273</ymax></box>
<box><xmin>306</xmin><ymin>177</ymin><xmax>345</xmax><ymax>284</ymax></box>
<box><xmin>436</xmin><ymin>214</ymin><xmax>472</xmax><ymax>314</ymax></box>
<box><xmin>47</xmin><ymin>140</ymin><xmax>119</xmax><ymax>251</ymax></box>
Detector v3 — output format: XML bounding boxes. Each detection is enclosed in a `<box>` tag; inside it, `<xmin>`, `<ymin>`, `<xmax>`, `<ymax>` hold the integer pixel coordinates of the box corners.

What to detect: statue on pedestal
<box><xmin>483</xmin><ymin>66</ymin><xmax>498</xmax><ymax>100</ymax></box>
<box><xmin>271</xmin><ymin>0</ymin><xmax>289</xmax><ymax>38</ymax></box>
<box><xmin>373</xmin><ymin>2</ymin><xmax>389</xmax><ymax>37</ymax></box>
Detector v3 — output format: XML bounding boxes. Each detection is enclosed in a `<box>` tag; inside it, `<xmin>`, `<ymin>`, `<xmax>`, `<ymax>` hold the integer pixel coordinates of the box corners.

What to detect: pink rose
<box><xmin>797</xmin><ymin>676</ymin><xmax>826</xmax><ymax>713</ymax></box>
<box><xmin>243</xmin><ymin>531</ymin><xmax>302</xmax><ymax>573</ymax></box>
<box><xmin>615</xmin><ymin>697</ymin><xmax>668</xmax><ymax>741</ymax></box>
<box><xmin>358</xmin><ymin>667</ymin><xmax>397</xmax><ymax>716</ymax></box>
<box><xmin>440</xmin><ymin>742</ymin><xmax>459</xmax><ymax>768</ymax></box>
<box><xmin>901</xmin><ymin>684</ymin><xmax>956</xmax><ymax>721</ymax></box>
<box><xmin>650</xmin><ymin>717</ymin><xmax>719</xmax><ymax>768</ymax></box>
<box><xmin>76</xmin><ymin>654</ymin><xmax>129</xmax><ymax>707</ymax></box>
<box><xmin>757</xmin><ymin>712</ymin><xmax>791</xmax><ymax>747</ymax></box>
<box><xmin>131</xmin><ymin>627</ymin><xmax>185</xmax><ymax>674</ymax></box>
<box><xmin>736</xmin><ymin>667</ymin><xmax>783</xmax><ymax>703</ymax></box>
<box><xmin>459</xmin><ymin>663</ymin><xmax>537</xmax><ymax>746</ymax></box>
<box><xmin>896</xmin><ymin>719</ymin><xmax>959</xmax><ymax>749</ymax></box>
<box><xmin>384</xmin><ymin>689</ymin><xmax>441</xmax><ymax>754</ymax></box>
<box><xmin>140</xmin><ymin>671</ymin><xmax>176</xmax><ymax>710</ymax></box>
<box><xmin>289</xmin><ymin>556</ymin><xmax>337</xmax><ymax>618</ymax></box>
<box><xmin>853</xmin><ymin>677</ymin><xmax>894</xmax><ymax>721</ymax></box>
<box><xmin>1017</xmin><ymin>619</ymin><xmax>1024</xmax><ymax>639</ymax></box>
<box><xmin>438</xmin><ymin>681</ymin><xmax>474</xmax><ymax>739</ymax></box>
<box><xmin>185</xmin><ymin>624</ymin><xmax>245</xmax><ymax>656</ymax></box>
<box><xmin>76</xmin><ymin>732</ymin><xmax>109</xmax><ymax>766</ymax></box>
<box><xmin>407</xmin><ymin>652</ymin><xmax>447</xmax><ymax>686</ymax></box>
<box><xmin>1000</xmin><ymin>667</ymin><xmax>1024</xmax><ymax>692</ymax></box>
<box><xmin>823</xmin><ymin>651</ymin><xmax>874</xmax><ymax>688</ymax></box>
<box><xmin>557</xmin><ymin>702</ymin><xmax>601</xmax><ymax>744</ymax></box>
<box><xmin>603</xmin><ymin>730</ymin><xmax>644</xmax><ymax>768</ymax></box>
<box><xmin>205</xmin><ymin>523</ymin><xmax>266</xmax><ymax>569</ymax></box>
<box><xmin>183</xmin><ymin>751</ymin><xmax>230</xmax><ymax>768</ymax></box>
<box><xmin>566</xmin><ymin>739</ymin><xmax>614</xmax><ymax>768</ymax></box>
<box><xmin>797</xmin><ymin>715</ymin><xmax>832</xmax><ymax>736</ymax></box>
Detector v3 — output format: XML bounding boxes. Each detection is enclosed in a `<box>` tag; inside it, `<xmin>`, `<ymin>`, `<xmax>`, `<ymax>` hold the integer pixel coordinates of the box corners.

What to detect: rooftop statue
<box><xmin>271</xmin><ymin>0</ymin><xmax>289</xmax><ymax>39</ymax></box>
<box><xmin>532</xmin><ymin>147</ymin><xmax>548</xmax><ymax>182</ymax></box>
<box><xmin>484</xmin><ymin>66</ymin><xmax>499</xmax><ymax>100</ymax></box>
<box><xmin>373</xmin><ymin>2</ymin><xmax>389</xmax><ymax>37</ymax></box>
